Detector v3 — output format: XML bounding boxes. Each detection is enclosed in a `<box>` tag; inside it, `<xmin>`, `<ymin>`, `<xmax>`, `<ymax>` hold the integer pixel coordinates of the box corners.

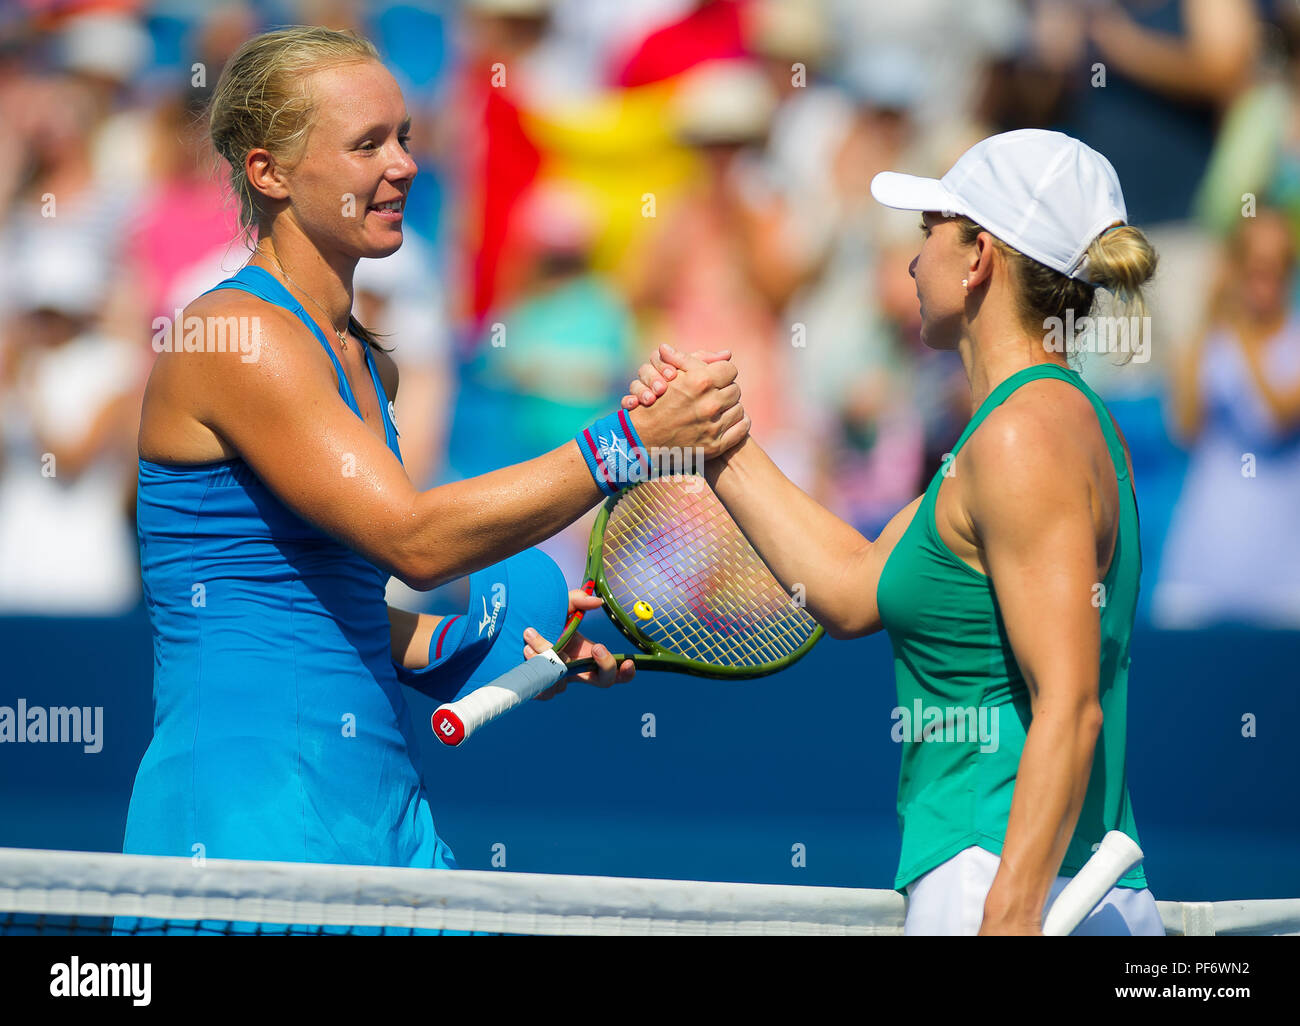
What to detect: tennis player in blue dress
<box><xmin>122</xmin><ymin>26</ymin><xmax>748</xmax><ymax>918</ymax></box>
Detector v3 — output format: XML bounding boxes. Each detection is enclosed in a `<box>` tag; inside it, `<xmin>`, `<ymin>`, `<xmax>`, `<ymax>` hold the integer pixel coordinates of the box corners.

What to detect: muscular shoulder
<box><xmin>142</xmin><ymin>288</ymin><xmax>341</xmax><ymax>462</ymax></box>
<box><xmin>958</xmin><ymin>378</ymin><xmax>1099</xmax><ymax>516</ymax></box>
<box><xmin>963</xmin><ymin>377</ymin><xmax>1101</xmax><ymax>467</ymax></box>
<box><xmin>179</xmin><ymin>288</ymin><xmax>302</xmax><ymax>342</ymax></box>
<box><xmin>159</xmin><ymin>290</ymin><xmax>338</xmax><ymax>414</ymax></box>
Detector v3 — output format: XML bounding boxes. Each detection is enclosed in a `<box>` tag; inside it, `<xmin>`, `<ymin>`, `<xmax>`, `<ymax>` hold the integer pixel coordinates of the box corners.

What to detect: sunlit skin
<box><xmin>911</xmin><ymin>211</ymin><xmax>976</xmax><ymax>352</ymax></box>
<box><xmin>245</xmin><ymin>59</ymin><xmax>416</xmax><ymax>324</ymax></box>
<box><xmin>625</xmin><ymin>213</ymin><xmax>1140</xmax><ymax>934</ymax></box>
<box><xmin>135</xmin><ymin>56</ymin><xmax>767</xmax><ymax>691</ymax></box>
<box><xmin>248</xmin><ymin>60</ymin><xmax>629</xmax><ymax>690</ymax></box>
<box><xmin>910</xmin><ymin>211</ymin><xmax>1075</xmax><ymax>394</ymax></box>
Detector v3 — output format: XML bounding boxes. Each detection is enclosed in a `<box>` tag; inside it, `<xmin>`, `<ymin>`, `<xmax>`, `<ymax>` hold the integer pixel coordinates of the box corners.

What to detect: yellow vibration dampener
<box><xmin>633</xmin><ymin>601</ymin><xmax>654</xmax><ymax>621</ymax></box>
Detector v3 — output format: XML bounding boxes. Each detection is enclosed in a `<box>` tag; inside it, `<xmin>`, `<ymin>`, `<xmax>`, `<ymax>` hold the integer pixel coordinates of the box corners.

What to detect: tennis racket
<box><xmin>1042</xmin><ymin>830</ymin><xmax>1145</xmax><ymax>936</ymax></box>
<box><xmin>431</xmin><ymin>474</ymin><xmax>824</xmax><ymax>746</ymax></box>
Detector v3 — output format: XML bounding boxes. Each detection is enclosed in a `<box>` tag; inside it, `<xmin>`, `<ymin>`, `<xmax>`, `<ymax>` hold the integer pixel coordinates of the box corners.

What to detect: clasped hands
<box><xmin>529</xmin><ymin>343</ymin><xmax>748</xmax><ymax>698</ymax></box>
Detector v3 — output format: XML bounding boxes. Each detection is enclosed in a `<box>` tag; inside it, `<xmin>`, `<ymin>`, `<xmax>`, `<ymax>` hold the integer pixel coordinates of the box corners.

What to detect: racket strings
<box><xmin>629</xmin><ymin>513</ymin><xmax>812</xmax><ymax>667</ymax></box>
<box><xmin>602</xmin><ymin>477</ymin><xmax>819</xmax><ymax>669</ymax></box>
<box><xmin>607</xmin><ymin>492</ymin><xmax>758</xmax><ymax>666</ymax></box>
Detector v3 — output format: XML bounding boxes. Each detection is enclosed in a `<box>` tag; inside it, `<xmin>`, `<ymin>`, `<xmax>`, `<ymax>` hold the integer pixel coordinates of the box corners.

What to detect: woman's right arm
<box><xmin>186</xmin><ymin>297</ymin><xmax>746</xmax><ymax>590</ymax></box>
<box><xmin>704</xmin><ymin>435</ymin><xmax>917</xmax><ymax>639</ymax></box>
<box><xmin>628</xmin><ymin>343</ymin><xmax>917</xmax><ymax>638</ymax></box>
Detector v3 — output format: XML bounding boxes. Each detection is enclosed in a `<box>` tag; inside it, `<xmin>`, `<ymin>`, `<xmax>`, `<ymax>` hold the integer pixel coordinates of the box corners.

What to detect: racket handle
<box><xmin>431</xmin><ymin>649</ymin><xmax>567</xmax><ymax>747</ymax></box>
<box><xmin>1042</xmin><ymin>830</ymin><xmax>1144</xmax><ymax>936</ymax></box>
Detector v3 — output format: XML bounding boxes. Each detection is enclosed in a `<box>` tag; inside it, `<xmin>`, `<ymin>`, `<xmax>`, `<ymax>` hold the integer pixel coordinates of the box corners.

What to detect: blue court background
<box><xmin>1</xmin><ymin>609</ymin><xmax>1296</xmax><ymax>903</ymax></box>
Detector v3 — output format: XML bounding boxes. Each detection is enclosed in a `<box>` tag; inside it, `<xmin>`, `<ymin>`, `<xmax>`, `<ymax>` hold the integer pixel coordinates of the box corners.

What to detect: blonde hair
<box><xmin>208</xmin><ymin>26</ymin><xmax>380</xmax><ymax>246</ymax></box>
<box><xmin>956</xmin><ymin>218</ymin><xmax>1159</xmax><ymax>364</ymax></box>
<box><xmin>207</xmin><ymin>26</ymin><xmax>390</xmax><ymax>350</ymax></box>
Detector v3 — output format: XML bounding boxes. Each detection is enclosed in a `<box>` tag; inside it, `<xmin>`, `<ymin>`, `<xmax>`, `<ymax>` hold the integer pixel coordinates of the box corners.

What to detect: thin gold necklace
<box><xmin>262</xmin><ymin>248</ymin><xmax>351</xmax><ymax>351</ymax></box>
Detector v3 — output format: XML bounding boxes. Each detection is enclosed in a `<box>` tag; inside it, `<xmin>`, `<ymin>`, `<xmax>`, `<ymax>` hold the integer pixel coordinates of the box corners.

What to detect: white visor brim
<box><xmin>870</xmin><ymin>171</ymin><xmax>963</xmax><ymax>218</ymax></box>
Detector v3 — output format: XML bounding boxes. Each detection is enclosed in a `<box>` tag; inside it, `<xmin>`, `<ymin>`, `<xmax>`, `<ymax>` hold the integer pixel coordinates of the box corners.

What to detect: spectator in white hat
<box><xmin>0</xmin><ymin>238</ymin><xmax>140</xmax><ymax>614</ymax></box>
<box><xmin>52</xmin><ymin>8</ymin><xmax>155</xmax><ymax>204</ymax></box>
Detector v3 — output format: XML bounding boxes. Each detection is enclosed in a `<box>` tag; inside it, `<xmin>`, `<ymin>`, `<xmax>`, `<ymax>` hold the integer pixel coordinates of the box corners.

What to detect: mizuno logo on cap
<box><xmin>478</xmin><ymin>593</ymin><xmax>503</xmax><ymax>638</ymax></box>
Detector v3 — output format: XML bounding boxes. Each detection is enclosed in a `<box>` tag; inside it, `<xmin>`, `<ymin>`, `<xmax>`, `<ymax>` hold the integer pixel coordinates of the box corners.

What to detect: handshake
<box><xmin>618</xmin><ymin>343</ymin><xmax>749</xmax><ymax>467</ymax></box>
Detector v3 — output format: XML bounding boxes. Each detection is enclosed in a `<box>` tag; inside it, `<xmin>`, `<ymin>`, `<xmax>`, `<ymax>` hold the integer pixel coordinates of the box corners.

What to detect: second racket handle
<box><xmin>1042</xmin><ymin>830</ymin><xmax>1144</xmax><ymax>936</ymax></box>
<box><xmin>431</xmin><ymin>649</ymin><xmax>567</xmax><ymax>746</ymax></box>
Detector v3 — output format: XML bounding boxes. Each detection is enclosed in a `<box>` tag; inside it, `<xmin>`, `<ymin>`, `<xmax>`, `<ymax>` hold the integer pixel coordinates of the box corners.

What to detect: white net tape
<box><xmin>0</xmin><ymin>847</ymin><xmax>902</xmax><ymax>936</ymax></box>
<box><xmin>1</xmin><ymin>848</ymin><xmax>1295</xmax><ymax>936</ymax></box>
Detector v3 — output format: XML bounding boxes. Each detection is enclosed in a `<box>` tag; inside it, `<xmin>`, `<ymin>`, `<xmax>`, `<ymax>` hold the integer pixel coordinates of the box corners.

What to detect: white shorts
<box><xmin>903</xmin><ymin>845</ymin><xmax>1165</xmax><ymax>936</ymax></box>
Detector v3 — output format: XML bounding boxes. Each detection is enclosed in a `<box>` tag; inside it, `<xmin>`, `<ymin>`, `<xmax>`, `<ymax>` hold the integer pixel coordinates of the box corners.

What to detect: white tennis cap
<box><xmin>870</xmin><ymin>129</ymin><xmax>1127</xmax><ymax>283</ymax></box>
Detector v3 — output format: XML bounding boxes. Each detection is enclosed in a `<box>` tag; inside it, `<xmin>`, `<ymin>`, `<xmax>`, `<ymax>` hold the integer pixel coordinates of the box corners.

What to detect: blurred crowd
<box><xmin>1</xmin><ymin>0</ymin><xmax>1299</xmax><ymax>628</ymax></box>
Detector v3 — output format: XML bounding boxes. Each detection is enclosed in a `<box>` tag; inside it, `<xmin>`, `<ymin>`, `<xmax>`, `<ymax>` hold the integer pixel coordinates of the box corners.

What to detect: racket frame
<box><xmin>561</xmin><ymin>480</ymin><xmax>824</xmax><ymax>680</ymax></box>
<box><xmin>432</xmin><ymin>476</ymin><xmax>824</xmax><ymax>745</ymax></box>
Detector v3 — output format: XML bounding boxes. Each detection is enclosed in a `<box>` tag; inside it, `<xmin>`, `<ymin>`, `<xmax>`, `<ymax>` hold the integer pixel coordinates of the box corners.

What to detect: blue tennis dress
<box><xmin>123</xmin><ymin>265</ymin><xmax>457</xmax><ymax>896</ymax></box>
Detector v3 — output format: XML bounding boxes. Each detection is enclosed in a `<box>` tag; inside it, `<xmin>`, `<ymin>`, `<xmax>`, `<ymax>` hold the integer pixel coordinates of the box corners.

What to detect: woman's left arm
<box><xmin>386</xmin><ymin>598</ymin><xmax>632</xmax><ymax>689</ymax></box>
<box><xmin>959</xmin><ymin>402</ymin><xmax>1107</xmax><ymax>936</ymax></box>
<box><xmin>388</xmin><ymin>606</ymin><xmax>441</xmax><ymax>671</ymax></box>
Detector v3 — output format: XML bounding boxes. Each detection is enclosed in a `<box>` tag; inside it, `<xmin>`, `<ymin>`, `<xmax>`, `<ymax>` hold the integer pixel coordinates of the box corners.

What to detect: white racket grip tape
<box><xmin>1042</xmin><ymin>830</ymin><xmax>1145</xmax><ymax>936</ymax></box>
<box><xmin>431</xmin><ymin>648</ymin><xmax>568</xmax><ymax>747</ymax></box>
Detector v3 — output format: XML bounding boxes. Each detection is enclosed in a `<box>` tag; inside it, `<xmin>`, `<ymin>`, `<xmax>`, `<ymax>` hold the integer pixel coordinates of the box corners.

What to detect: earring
<box><xmin>961</xmin><ymin>279</ymin><xmax>969</xmax><ymax>289</ymax></box>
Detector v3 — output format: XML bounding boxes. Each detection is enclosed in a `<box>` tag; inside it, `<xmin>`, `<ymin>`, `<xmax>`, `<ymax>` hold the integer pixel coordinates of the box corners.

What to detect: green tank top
<box><xmin>875</xmin><ymin>364</ymin><xmax>1146</xmax><ymax>892</ymax></box>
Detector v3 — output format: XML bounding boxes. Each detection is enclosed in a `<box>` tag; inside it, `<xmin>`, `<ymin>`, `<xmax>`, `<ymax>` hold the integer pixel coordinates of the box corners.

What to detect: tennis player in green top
<box><xmin>625</xmin><ymin>130</ymin><xmax>1164</xmax><ymax>935</ymax></box>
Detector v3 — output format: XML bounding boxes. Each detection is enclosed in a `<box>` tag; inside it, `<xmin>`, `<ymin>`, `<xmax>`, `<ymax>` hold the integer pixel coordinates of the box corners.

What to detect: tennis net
<box><xmin>0</xmin><ymin>846</ymin><xmax>903</xmax><ymax>936</ymax></box>
<box><xmin>1</xmin><ymin>847</ymin><xmax>1296</xmax><ymax>936</ymax></box>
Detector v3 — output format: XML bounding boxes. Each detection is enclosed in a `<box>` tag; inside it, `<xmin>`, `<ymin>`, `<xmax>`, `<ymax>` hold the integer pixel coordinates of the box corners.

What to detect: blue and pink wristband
<box><xmin>576</xmin><ymin>409</ymin><xmax>650</xmax><ymax>496</ymax></box>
